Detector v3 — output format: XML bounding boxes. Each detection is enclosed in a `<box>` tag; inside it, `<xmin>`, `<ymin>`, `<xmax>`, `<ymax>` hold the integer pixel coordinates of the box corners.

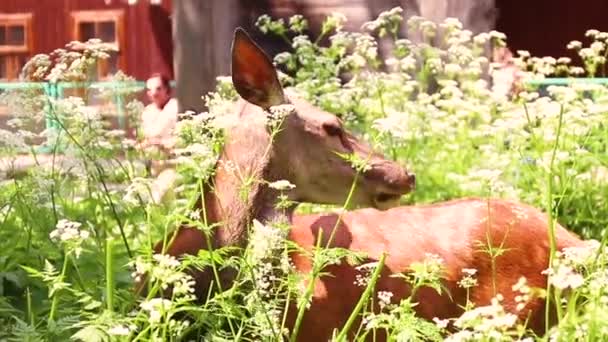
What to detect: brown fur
<box><xmin>150</xmin><ymin>195</ymin><xmax>584</xmax><ymax>340</ymax></box>
<box><xmin>287</xmin><ymin>198</ymin><xmax>584</xmax><ymax>340</ymax></box>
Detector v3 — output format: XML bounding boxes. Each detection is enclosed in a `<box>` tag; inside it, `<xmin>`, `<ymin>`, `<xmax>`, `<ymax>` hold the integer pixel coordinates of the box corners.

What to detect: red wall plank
<box><xmin>496</xmin><ymin>0</ymin><xmax>608</xmax><ymax>62</ymax></box>
<box><xmin>1</xmin><ymin>0</ymin><xmax>173</xmax><ymax>79</ymax></box>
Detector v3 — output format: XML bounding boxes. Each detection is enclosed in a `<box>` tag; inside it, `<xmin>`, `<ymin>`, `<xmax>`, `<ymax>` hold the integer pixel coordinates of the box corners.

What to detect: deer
<box><xmin>135</xmin><ymin>26</ymin><xmax>414</xmax><ymax>316</ymax></box>
<box><xmin>287</xmin><ymin>198</ymin><xmax>585</xmax><ymax>340</ymax></box>
<box><xmin>142</xmin><ymin>29</ymin><xmax>586</xmax><ymax>341</ymax></box>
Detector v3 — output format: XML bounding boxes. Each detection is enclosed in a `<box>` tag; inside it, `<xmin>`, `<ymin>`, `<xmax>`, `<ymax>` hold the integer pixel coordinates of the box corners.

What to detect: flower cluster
<box><xmin>49</xmin><ymin>219</ymin><xmax>90</xmax><ymax>257</ymax></box>
<box><xmin>458</xmin><ymin>268</ymin><xmax>478</xmax><ymax>289</ymax></box>
<box><xmin>447</xmin><ymin>295</ymin><xmax>520</xmax><ymax>341</ymax></box>
<box><xmin>132</xmin><ymin>253</ymin><xmax>195</xmax><ymax>300</ymax></box>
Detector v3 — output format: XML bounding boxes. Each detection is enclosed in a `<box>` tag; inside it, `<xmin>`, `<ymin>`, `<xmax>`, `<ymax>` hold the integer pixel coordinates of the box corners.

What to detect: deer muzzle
<box><xmin>364</xmin><ymin>161</ymin><xmax>415</xmax><ymax>210</ymax></box>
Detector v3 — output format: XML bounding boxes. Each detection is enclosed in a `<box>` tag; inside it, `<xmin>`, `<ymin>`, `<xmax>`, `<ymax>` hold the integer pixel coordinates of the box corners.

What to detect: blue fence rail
<box><xmin>525</xmin><ymin>78</ymin><xmax>608</xmax><ymax>86</ymax></box>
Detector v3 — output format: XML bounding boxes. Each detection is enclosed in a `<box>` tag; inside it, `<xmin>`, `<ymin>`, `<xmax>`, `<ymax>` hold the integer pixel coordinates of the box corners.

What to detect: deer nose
<box><xmin>386</xmin><ymin>170</ymin><xmax>415</xmax><ymax>193</ymax></box>
<box><xmin>406</xmin><ymin>173</ymin><xmax>416</xmax><ymax>190</ymax></box>
<box><xmin>364</xmin><ymin>162</ymin><xmax>415</xmax><ymax>194</ymax></box>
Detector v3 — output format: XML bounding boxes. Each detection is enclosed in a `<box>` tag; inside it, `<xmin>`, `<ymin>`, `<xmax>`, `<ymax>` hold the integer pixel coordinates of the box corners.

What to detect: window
<box><xmin>0</xmin><ymin>13</ymin><xmax>33</xmax><ymax>81</ymax></box>
<box><xmin>71</xmin><ymin>10</ymin><xmax>125</xmax><ymax>80</ymax></box>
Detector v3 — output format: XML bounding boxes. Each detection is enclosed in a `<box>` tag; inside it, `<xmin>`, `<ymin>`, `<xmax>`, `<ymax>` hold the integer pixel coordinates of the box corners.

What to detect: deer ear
<box><xmin>231</xmin><ymin>28</ymin><xmax>285</xmax><ymax>109</ymax></box>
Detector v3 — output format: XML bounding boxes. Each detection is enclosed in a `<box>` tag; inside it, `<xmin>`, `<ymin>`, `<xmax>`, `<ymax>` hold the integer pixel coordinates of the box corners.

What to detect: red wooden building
<box><xmin>0</xmin><ymin>0</ymin><xmax>173</xmax><ymax>82</ymax></box>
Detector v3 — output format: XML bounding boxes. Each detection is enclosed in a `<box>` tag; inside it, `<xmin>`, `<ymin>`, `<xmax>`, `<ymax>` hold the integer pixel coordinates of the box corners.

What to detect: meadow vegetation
<box><xmin>1</xmin><ymin>8</ymin><xmax>608</xmax><ymax>341</ymax></box>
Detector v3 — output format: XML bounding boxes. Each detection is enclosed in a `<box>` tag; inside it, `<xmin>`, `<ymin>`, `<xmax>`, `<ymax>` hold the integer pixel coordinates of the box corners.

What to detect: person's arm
<box><xmin>159</xmin><ymin>99</ymin><xmax>179</xmax><ymax>150</ymax></box>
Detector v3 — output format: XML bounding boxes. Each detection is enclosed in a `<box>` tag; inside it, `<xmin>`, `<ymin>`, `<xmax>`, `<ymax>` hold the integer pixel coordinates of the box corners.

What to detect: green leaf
<box><xmin>71</xmin><ymin>326</ymin><xmax>107</xmax><ymax>342</ymax></box>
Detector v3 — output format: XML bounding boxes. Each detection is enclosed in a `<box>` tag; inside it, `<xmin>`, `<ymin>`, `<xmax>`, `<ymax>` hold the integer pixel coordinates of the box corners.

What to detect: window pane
<box><xmin>7</xmin><ymin>26</ymin><xmax>25</xmax><ymax>45</ymax></box>
<box><xmin>99</xmin><ymin>21</ymin><xmax>116</xmax><ymax>43</ymax></box>
<box><xmin>0</xmin><ymin>27</ymin><xmax>5</xmax><ymax>45</ymax></box>
<box><xmin>79</xmin><ymin>22</ymin><xmax>96</xmax><ymax>41</ymax></box>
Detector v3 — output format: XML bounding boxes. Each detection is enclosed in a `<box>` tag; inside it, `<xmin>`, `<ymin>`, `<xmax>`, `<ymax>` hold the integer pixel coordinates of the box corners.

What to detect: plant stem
<box><xmin>545</xmin><ymin>104</ymin><xmax>564</xmax><ymax>333</ymax></box>
<box><xmin>49</xmin><ymin>253</ymin><xmax>70</xmax><ymax>322</ymax></box>
<box><xmin>289</xmin><ymin>232</ymin><xmax>325</xmax><ymax>342</ymax></box>
<box><xmin>106</xmin><ymin>237</ymin><xmax>114</xmax><ymax>311</ymax></box>
<box><xmin>26</xmin><ymin>287</ymin><xmax>34</xmax><ymax>326</ymax></box>
<box><xmin>335</xmin><ymin>253</ymin><xmax>387</xmax><ymax>341</ymax></box>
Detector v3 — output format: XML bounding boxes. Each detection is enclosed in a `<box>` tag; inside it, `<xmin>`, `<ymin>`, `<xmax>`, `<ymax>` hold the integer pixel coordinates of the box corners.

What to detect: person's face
<box><xmin>146</xmin><ymin>77</ymin><xmax>170</xmax><ymax>106</ymax></box>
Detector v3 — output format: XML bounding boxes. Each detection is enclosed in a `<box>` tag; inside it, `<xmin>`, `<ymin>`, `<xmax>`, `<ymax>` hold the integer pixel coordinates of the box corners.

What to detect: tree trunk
<box><xmin>172</xmin><ymin>0</ymin><xmax>240</xmax><ymax>113</ymax></box>
<box><xmin>403</xmin><ymin>0</ymin><xmax>497</xmax><ymax>36</ymax></box>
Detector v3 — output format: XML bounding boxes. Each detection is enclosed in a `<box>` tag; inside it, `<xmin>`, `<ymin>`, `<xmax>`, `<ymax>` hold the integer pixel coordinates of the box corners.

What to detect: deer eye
<box><xmin>323</xmin><ymin>122</ymin><xmax>343</xmax><ymax>137</ymax></box>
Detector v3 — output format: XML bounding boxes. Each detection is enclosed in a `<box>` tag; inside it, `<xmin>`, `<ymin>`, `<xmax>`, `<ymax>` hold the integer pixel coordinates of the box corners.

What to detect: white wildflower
<box><xmin>579</xmin><ymin>48</ymin><xmax>595</xmax><ymax>60</ymax></box>
<box><xmin>458</xmin><ymin>268</ymin><xmax>478</xmax><ymax>289</ymax></box>
<box><xmin>462</xmin><ymin>268</ymin><xmax>477</xmax><ymax>276</ymax></box>
<box><xmin>585</xmin><ymin>29</ymin><xmax>600</xmax><ymax>38</ymax></box>
<box><xmin>433</xmin><ymin>317</ymin><xmax>450</xmax><ymax>329</ymax></box>
<box><xmin>544</xmin><ymin>264</ymin><xmax>585</xmax><ymax>290</ymax></box>
<box><xmin>443</xmin><ymin>17</ymin><xmax>463</xmax><ymax>30</ymax></box>
<box><xmin>140</xmin><ymin>298</ymin><xmax>173</xmax><ymax>323</ymax></box>
<box><xmin>420</xmin><ymin>20</ymin><xmax>437</xmax><ymax>35</ymax></box>
<box><xmin>444</xmin><ymin>63</ymin><xmax>462</xmax><ymax>75</ymax></box>
<box><xmin>269</xmin><ymin>104</ymin><xmax>295</xmax><ymax>121</ymax></box>
<box><xmin>473</xmin><ymin>33</ymin><xmax>489</xmax><ymax>45</ymax></box>
<box><xmin>512</xmin><ymin>276</ymin><xmax>529</xmax><ymax>293</ymax></box>
<box><xmin>172</xmin><ymin>274</ymin><xmax>196</xmax><ymax>298</ymax></box>
<box><xmin>377</xmin><ymin>290</ymin><xmax>393</xmax><ymax>309</ymax></box>
<box><xmin>591</xmin><ymin>41</ymin><xmax>606</xmax><ymax>54</ymax></box>
<box><xmin>123</xmin><ymin>177</ymin><xmax>154</xmax><ymax>204</ymax></box>
<box><xmin>511</xmin><ymin>277</ymin><xmax>532</xmax><ymax>311</ymax></box>
<box><xmin>268</xmin><ymin>180</ymin><xmax>296</xmax><ymax>191</ymax></box>
<box><xmin>489</xmin><ymin>30</ymin><xmax>507</xmax><ymax>41</ymax></box>
<box><xmin>121</xmin><ymin>138</ymin><xmax>137</xmax><ymax>149</ymax></box>
<box><xmin>49</xmin><ymin>219</ymin><xmax>89</xmax><ymax>251</ymax></box>
<box><xmin>249</xmin><ymin>219</ymin><xmax>288</xmax><ymax>262</ymax></box>
<box><xmin>354</xmin><ymin>261</ymin><xmax>380</xmax><ymax>287</ymax></box>
<box><xmin>567</xmin><ymin>40</ymin><xmax>582</xmax><ymax>50</ymax></box>
<box><xmin>108</xmin><ymin>325</ymin><xmax>130</xmax><ymax>336</ymax></box>
<box><xmin>444</xmin><ymin>330</ymin><xmax>474</xmax><ymax>342</ymax></box>
<box><xmin>561</xmin><ymin>239</ymin><xmax>600</xmax><ymax>267</ymax></box>
<box><xmin>324</xmin><ymin>12</ymin><xmax>347</xmax><ymax>32</ymax></box>
<box><xmin>152</xmin><ymin>253</ymin><xmax>180</xmax><ymax>269</ymax></box>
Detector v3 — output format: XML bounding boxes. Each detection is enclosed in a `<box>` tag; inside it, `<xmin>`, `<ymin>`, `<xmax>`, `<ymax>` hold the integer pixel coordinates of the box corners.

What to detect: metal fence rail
<box><xmin>525</xmin><ymin>78</ymin><xmax>608</xmax><ymax>86</ymax></box>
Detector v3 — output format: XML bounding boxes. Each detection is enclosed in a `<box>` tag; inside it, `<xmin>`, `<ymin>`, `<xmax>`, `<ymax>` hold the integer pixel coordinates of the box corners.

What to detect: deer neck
<box><xmin>200</xmin><ymin>103</ymin><xmax>294</xmax><ymax>250</ymax></box>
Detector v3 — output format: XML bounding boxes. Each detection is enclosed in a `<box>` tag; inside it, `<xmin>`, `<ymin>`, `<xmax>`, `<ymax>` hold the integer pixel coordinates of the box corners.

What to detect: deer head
<box><xmin>231</xmin><ymin>28</ymin><xmax>414</xmax><ymax>210</ymax></box>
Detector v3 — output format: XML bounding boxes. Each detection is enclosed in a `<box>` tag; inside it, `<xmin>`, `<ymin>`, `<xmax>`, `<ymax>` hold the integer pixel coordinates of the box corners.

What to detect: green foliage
<box><xmin>1</xmin><ymin>8</ymin><xmax>608</xmax><ymax>342</ymax></box>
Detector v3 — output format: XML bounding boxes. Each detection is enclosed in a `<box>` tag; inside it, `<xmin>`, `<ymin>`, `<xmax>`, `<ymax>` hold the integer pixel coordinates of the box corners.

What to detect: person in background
<box><xmin>491</xmin><ymin>46</ymin><xmax>524</xmax><ymax>98</ymax></box>
<box><xmin>139</xmin><ymin>73</ymin><xmax>179</xmax><ymax>204</ymax></box>
<box><xmin>140</xmin><ymin>73</ymin><xmax>179</xmax><ymax>152</ymax></box>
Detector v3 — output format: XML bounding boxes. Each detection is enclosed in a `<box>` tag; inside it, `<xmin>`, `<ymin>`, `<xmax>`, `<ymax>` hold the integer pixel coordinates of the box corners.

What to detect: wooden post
<box><xmin>172</xmin><ymin>0</ymin><xmax>241</xmax><ymax>113</ymax></box>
